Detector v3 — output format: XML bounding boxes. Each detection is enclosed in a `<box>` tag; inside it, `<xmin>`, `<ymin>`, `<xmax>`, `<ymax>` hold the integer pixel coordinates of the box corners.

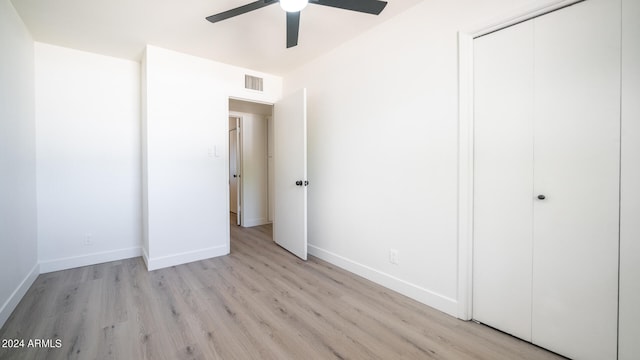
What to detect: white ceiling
<box><xmin>11</xmin><ymin>0</ymin><xmax>423</xmax><ymax>75</ymax></box>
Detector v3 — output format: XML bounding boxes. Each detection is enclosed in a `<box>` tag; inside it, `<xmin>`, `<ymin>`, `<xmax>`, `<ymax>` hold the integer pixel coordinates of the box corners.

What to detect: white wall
<box><xmin>619</xmin><ymin>0</ymin><xmax>640</xmax><ymax>358</ymax></box>
<box><xmin>229</xmin><ymin>99</ymin><xmax>273</xmax><ymax>116</ymax></box>
<box><xmin>35</xmin><ymin>43</ymin><xmax>141</xmax><ymax>272</ymax></box>
<box><xmin>142</xmin><ymin>45</ymin><xmax>282</xmax><ymax>270</ymax></box>
<box><xmin>283</xmin><ymin>0</ymin><xmax>640</xmax><ymax>324</ymax></box>
<box><xmin>283</xmin><ymin>0</ymin><xmax>523</xmax><ymax>315</ymax></box>
<box><xmin>0</xmin><ymin>0</ymin><xmax>39</xmax><ymax>328</ymax></box>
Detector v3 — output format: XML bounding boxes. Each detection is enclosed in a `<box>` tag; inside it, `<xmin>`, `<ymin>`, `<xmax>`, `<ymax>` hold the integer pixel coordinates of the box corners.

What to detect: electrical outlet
<box><xmin>84</xmin><ymin>234</ymin><xmax>93</xmax><ymax>246</ymax></box>
<box><xmin>389</xmin><ymin>249</ymin><xmax>399</xmax><ymax>265</ymax></box>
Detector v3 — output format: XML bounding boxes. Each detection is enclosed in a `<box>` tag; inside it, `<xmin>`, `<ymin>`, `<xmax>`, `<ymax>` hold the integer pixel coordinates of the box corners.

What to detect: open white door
<box><xmin>273</xmin><ymin>88</ymin><xmax>307</xmax><ymax>260</ymax></box>
<box><xmin>229</xmin><ymin>117</ymin><xmax>241</xmax><ymax>226</ymax></box>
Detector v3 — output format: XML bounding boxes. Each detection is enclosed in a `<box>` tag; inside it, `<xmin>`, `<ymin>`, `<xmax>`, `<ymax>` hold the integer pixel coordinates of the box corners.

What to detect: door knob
<box><xmin>537</xmin><ymin>194</ymin><xmax>546</xmax><ymax>200</ymax></box>
<box><xmin>233</xmin><ymin>174</ymin><xmax>237</xmax><ymax>178</ymax></box>
<box><xmin>295</xmin><ymin>180</ymin><xmax>303</xmax><ymax>186</ymax></box>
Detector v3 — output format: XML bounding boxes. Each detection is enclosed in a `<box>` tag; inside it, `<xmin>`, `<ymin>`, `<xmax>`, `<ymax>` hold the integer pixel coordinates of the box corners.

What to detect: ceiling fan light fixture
<box><xmin>279</xmin><ymin>0</ymin><xmax>308</xmax><ymax>12</ymax></box>
<box><xmin>206</xmin><ymin>0</ymin><xmax>388</xmax><ymax>48</ymax></box>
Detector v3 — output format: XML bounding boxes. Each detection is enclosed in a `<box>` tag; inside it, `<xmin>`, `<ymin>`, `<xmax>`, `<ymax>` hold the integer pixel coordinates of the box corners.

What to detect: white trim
<box><xmin>228</xmin><ymin>96</ymin><xmax>274</xmax><ymax>107</ymax></box>
<box><xmin>225</xmin><ymin>110</ymin><xmax>232</xmax><ymax>260</ymax></box>
<box><xmin>144</xmin><ymin>245</ymin><xmax>229</xmax><ymax>271</ymax></box>
<box><xmin>457</xmin><ymin>31</ymin><xmax>475</xmax><ymax>321</ymax></box>
<box><xmin>39</xmin><ymin>247</ymin><xmax>142</xmax><ymax>273</ymax></box>
<box><xmin>230</xmin><ymin>113</ymin><xmax>243</xmax><ymax>227</ymax></box>
<box><xmin>461</xmin><ymin>0</ymin><xmax>583</xmax><ymax>37</ymax></box>
<box><xmin>142</xmin><ymin>246</ymin><xmax>150</xmax><ymax>269</ymax></box>
<box><xmin>0</xmin><ymin>263</ymin><xmax>39</xmax><ymax>328</ymax></box>
<box><xmin>309</xmin><ymin>245</ymin><xmax>458</xmax><ymax>317</ymax></box>
<box><xmin>456</xmin><ymin>0</ymin><xmax>582</xmax><ymax>321</ymax></box>
<box><xmin>242</xmin><ymin>218</ymin><xmax>271</xmax><ymax>227</ymax></box>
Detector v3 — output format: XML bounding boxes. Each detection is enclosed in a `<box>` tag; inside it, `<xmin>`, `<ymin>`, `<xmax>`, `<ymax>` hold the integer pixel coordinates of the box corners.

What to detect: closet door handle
<box><xmin>537</xmin><ymin>194</ymin><xmax>546</xmax><ymax>200</ymax></box>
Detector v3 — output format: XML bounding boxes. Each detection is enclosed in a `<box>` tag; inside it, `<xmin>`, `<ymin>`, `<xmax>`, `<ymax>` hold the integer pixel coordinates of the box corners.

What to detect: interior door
<box><xmin>229</xmin><ymin>117</ymin><xmax>240</xmax><ymax>225</ymax></box>
<box><xmin>531</xmin><ymin>1</ymin><xmax>620</xmax><ymax>358</ymax></box>
<box><xmin>473</xmin><ymin>19</ymin><xmax>535</xmax><ymax>342</ymax></box>
<box><xmin>473</xmin><ymin>1</ymin><xmax>620</xmax><ymax>359</ymax></box>
<box><xmin>273</xmin><ymin>88</ymin><xmax>307</xmax><ymax>260</ymax></box>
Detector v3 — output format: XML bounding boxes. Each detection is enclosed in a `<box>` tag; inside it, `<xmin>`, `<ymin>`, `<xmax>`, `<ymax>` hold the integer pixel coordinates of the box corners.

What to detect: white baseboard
<box><xmin>144</xmin><ymin>245</ymin><xmax>229</xmax><ymax>271</ymax></box>
<box><xmin>308</xmin><ymin>245</ymin><xmax>459</xmax><ymax>317</ymax></box>
<box><xmin>0</xmin><ymin>262</ymin><xmax>39</xmax><ymax>328</ymax></box>
<box><xmin>39</xmin><ymin>247</ymin><xmax>142</xmax><ymax>273</ymax></box>
<box><xmin>242</xmin><ymin>218</ymin><xmax>270</xmax><ymax>227</ymax></box>
<box><xmin>141</xmin><ymin>246</ymin><xmax>150</xmax><ymax>269</ymax></box>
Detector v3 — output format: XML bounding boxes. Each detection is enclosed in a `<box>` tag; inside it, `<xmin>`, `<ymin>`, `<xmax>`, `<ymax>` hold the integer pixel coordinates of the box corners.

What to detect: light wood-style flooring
<box><xmin>0</xmin><ymin>218</ymin><xmax>565</xmax><ymax>359</ymax></box>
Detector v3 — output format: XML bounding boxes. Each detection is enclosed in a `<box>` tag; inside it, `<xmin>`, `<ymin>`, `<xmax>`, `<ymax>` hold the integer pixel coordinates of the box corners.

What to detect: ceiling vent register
<box><xmin>245</xmin><ymin>75</ymin><xmax>264</xmax><ymax>92</ymax></box>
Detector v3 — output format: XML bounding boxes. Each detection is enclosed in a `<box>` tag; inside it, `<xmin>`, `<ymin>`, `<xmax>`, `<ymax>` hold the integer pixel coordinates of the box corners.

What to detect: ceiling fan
<box><xmin>206</xmin><ymin>0</ymin><xmax>388</xmax><ymax>48</ymax></box>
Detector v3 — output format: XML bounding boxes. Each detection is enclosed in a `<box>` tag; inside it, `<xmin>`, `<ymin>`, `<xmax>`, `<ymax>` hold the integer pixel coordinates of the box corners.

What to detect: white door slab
<box><xmin>473</xmin><ymin>19</ymin><xmax>535</xmax><ymax>342</ymax></box>
<box><xmin>273</xmin><ymin>89</ymin><xmax>308</xmax><ymax>260</ymax></box>
<box><xmin>230</xmin><ymin>126</ymin><xmax>239</xmax><ymax>216</ymax></box>
<box><xmin>532</xmin><ymin>1</ymin><xmax>621</xmax><ymax>358</ymax></box>
<box><xmin>473</xmin><ymin>1</ymin><xmax>621</xmax><ymax>358</ymax></box>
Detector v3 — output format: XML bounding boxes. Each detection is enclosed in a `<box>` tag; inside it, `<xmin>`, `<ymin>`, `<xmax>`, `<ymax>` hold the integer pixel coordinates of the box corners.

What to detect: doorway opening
<box><xmin>228</xmin><ymin>98</ymin><xmax>274</xmax><ymax>229</ymax></box>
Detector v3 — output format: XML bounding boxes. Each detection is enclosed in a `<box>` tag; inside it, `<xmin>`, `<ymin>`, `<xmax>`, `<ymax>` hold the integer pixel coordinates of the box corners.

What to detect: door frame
<box><xmin>227</xmin><ymin>97</ymin><xmax>275</xmax><ymax>233</ymax></box>
<box><xmin>456</xmin><ymin>0</ymin><xmax>582</xmax><ymax>320</ymax></box>
<box><xmin>229</xmin><ymin>115</ymin><xmax>242</xmax><ymax>225</ymax></box>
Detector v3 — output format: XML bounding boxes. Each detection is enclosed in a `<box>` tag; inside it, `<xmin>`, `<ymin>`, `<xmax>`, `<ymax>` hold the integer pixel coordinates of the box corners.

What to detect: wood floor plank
<box><xmin>215</xmin><ymin>255</ymin><xmax>363</xmax><ymax>359</ymax></box>
<box><xmin>222</xmin><ymin>243</ymin><xmax>398</xmax><ymax>359</ymax></box>
<box><xmin>0</xmin><ymin>218</ymin><xmax>566</xmax><ymax>360</ymax></box>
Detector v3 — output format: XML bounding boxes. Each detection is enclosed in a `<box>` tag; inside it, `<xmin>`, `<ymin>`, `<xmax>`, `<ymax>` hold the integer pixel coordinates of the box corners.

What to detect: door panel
<box><xmin>473</xmin><ymin>20</ymin><xmax>535</xmax><ymax>341</ymax></box>
<box><xmin>230</xmin><ymin>117</ymin><xmax>241</xmax><ymax>226</ymax></box>
<box><xmin>273</xmin><ymin>89</ymin><xmax>307</xmax><ymax>260</ymax></box>
<box><xmin>229</xmin><ymin>127</ymin><xmax>238</xmax><ymax>215</ymax></box>
<box><xmin>473</xmin><ymin>1</ymin><xmax>621</xmax><ymax>359</ymax></box>
<box><xmin>532</xmin><ymin>0</ymin><xmax>621</xmax><ymax>359</ymax></box>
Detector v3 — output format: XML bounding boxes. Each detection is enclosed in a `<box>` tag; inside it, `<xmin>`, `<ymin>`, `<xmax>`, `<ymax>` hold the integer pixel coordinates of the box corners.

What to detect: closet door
<box><xmin>532</xmin><ymin>0</ymin><xmax>621</xmax><ymax>359</ymax></box>
<box><xmin>474</xmin><ymin>0</ymin><xmax>621</xmax><ymax>359</ymax></box>
<box><xmin>473</xmin><ymin>20</ymin><xmax>535</xmax><ymax>341</ymax></box>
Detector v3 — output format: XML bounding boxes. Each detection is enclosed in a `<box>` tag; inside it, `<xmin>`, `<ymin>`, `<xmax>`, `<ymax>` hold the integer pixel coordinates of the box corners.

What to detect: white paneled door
<box><xmin>273</xmin><ymin>88</ymin><xmax>308</xmax><ymax>260</ymax></box>
<box><xmin>473</xmin><ymin>0</ymin><xmax>621</xmax><ymax>359</ymax></box>
<box><xmin>229</xmin><ymin>120</ymin><xmax>240</xmax><ymax>227</ymax></box>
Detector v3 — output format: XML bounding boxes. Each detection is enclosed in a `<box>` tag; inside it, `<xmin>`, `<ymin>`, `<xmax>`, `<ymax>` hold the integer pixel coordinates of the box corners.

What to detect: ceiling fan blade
<box><xmin>206</xmin><ymin>0</ymin><xmax>278</xmax><ymax>23</ymax></box>
<box><xmin>309</xmin><ymin>0</ymin><xmax>387</xmax><ymax>15</ymax></box>
<box><xmin>286</xmin><ymin>11</ymin><xmax>300</xmax><ymax>48</ymax></box>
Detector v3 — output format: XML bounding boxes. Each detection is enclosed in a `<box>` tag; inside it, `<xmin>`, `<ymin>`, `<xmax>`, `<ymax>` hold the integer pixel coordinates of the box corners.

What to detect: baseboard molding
<box><xmin>0</xmin><ymin>262</ymin><xmax>39</xmax><ymax>328</ymax></box>
<box><xmin>144</xmin><ymin>245</ymin><xmax>229</xmax><ymax>271</ymax></box>
<box><xmin>39</xmin><ymin>247</ymin><xmax>142</xmax><ymax>273</ymax></box>
<box><xmin>141</xmin><ymin>246</ymin><xmax>150</xmax><ymax>269</ymax></box>
<box><xmin>308</xmin><ymin>245</ymin><xmax>459</xmax><ymax>317</ymax></box>
<box><xmin>242</xmin><ymin>218</ymin><xmax>270</xmax><ymax>228</ymax></box>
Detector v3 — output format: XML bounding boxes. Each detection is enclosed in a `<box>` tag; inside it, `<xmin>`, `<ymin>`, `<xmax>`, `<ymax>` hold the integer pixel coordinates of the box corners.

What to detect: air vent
<box><xmin>244</xmin><ymin>75</ymin><xmax>264</xmax><ymax>92</ymax></box>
